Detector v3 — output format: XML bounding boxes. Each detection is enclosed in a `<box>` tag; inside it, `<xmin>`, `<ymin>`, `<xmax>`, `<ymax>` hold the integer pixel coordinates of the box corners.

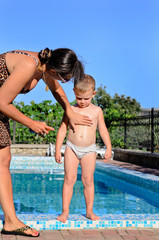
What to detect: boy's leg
<box><xmin>57</xmin><ymin>147</ymin><xmax>79</xmax><ymax>223</ymax></box>
<box><xmin>81</xmin><ymin>152</ymin><xmax>100</xmax><ymax>220</ymax></box>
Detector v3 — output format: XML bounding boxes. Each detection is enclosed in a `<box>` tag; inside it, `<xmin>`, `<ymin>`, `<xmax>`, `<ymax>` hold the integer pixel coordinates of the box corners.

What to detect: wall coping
<box><xmin>114</xmin><ymin>148</ymin><xmax>159</xmax><ymax>158</ymax></box>
<box><xmin>11</xmin><ymin>144</ymin><xmax>49</xmax><ymax>149</ymax></box>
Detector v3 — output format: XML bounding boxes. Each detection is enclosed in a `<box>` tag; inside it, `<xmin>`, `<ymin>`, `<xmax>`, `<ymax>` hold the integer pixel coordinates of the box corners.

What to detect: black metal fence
<box><xmin>108</xmin><ymin>108</ymin><xmax>159</xmax><ymax>153</ymax></box>
<box><xmin>10</xmin><ymin>108</ymin><xmax>159</xmax><ymax>153</ymax></box>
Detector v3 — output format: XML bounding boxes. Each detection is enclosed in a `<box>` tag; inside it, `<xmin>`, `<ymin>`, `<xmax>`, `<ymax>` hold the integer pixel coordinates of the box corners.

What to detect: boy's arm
<box><xmin>97</xmin><ymin>108</ymin><xmax>112</xmax><ymax>162</ymax></box>
<box><xmin>55</xmin><ymin>113</ymin><xmax>69</xmax><ymax>163</ymax></box>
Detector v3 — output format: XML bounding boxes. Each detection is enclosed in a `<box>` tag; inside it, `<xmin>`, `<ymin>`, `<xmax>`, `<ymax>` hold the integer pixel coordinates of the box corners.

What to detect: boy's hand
<box><xmin>103</xmin><ymin>149</ymin><xmax>112</xmax><ymax>163</ymax></box>
<box><xmin>55</xmin><ymin>152</ymin><xmax>62</xmax><ymax>164</ymax></box>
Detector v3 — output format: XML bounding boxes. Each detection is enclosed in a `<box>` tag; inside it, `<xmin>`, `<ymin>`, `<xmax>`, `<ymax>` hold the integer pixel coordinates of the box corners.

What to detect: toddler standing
<box><xmin>55</xmin><ymin>74</ymin><xmax>112</xmax><ymax>223</ymax></box>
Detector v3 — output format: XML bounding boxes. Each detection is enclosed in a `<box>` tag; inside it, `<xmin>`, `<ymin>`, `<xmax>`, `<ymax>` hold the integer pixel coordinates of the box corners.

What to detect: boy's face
<box><xmin>74</xmin><ymin>88</ymin><xmax>97</xmax><ymax>108</ymax></box>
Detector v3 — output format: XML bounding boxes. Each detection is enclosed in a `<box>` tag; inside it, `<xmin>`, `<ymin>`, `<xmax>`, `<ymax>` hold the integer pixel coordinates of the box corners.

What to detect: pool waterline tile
<box><xmin>95</xmin><ymin>162</ymin><xmax>159</xmax><ymax>193</ymax></box>
<box><xmin>0</xmin><ymin>214</ymin><xmax>159</xmax><ymax>230</ymax></box>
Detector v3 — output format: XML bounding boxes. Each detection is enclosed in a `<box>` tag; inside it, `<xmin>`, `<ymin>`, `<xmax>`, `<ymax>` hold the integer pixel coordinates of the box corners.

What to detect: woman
<box><xmin>0</xmin><ymin>48</ymin><xmax>92</xmax><ymax>237</ymax></box>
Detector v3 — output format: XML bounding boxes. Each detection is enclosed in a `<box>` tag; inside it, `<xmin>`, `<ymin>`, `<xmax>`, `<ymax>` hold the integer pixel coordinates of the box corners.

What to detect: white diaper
<box><xmin>66</xmin><ymin>140</ymin><xmax>96</xmax><ymax>159</ymax></box>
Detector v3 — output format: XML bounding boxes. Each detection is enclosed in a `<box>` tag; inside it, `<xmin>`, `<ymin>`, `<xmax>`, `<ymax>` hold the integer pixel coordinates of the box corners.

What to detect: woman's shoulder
<box><xmin>6</xmin><ymin>50</ymin><xmax>39</xmax><ymax>66</ymax></box>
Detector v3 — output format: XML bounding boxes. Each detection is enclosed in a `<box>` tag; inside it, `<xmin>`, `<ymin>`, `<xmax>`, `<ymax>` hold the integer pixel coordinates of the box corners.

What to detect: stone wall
<box><xmin>114</xmin><ymin>148</ymin><xmax>159</xmax><ymax>169</ymax></box>
<box><xmin>11</xmin><ymin>144</ymin><xmax>49</xmax><ymax>156</ymax></box>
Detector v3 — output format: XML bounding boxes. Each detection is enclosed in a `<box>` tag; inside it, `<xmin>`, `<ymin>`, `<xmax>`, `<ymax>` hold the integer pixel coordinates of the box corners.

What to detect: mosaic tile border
<box><xmin>10</xmin><ymin>156</ymin><xmax>64</xmax><ymax>170</ymax></box>
<box><xmin>96</xmin><ymin>162</ymin><xmax>159</xmax><ymax>182</ymax></box>
<box><xmin>0</xmin><ymin>214</ymin><xmax>159</xmax><ymax>230</ymax></box>
<box><xmin>95</xmin><ymin>162</ymin><xmax>159</xmax><ymax>193</ymax></box>
<box><xmin>10</xmin><ymin>156</ymin><xmax>159</xmax><ymax>181</ymax></box>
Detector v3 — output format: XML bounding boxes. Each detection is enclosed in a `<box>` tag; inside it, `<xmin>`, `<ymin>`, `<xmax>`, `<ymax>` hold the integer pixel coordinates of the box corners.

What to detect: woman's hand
<box><xmin>49</xmin><ymin>84</ymin><xmax>92</xmax><ymax>132</ymax></box>
<box><xmin>30</xmin><ymin>121</ymin><xmax>54</xmax><ymax>135</ymax></box>
<box><xmin>68</xmin><ymin>111</ymin><xmax>93</xmax><ymax>132</ymax></box>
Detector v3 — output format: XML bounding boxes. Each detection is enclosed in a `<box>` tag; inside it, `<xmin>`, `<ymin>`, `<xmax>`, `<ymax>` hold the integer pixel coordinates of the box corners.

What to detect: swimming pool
<box><xmin>1</xmin><ymin>169</ymin><xmax>158</xmax><ymax>215</ymax></box>
<box><xmin>0</xmin><ymin>156</ymin><xmax>159</xmax><ymax>230</ymax></box>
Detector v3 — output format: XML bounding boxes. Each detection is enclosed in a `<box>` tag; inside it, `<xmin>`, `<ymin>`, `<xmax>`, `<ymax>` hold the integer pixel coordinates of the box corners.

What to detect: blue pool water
<box><xmin>0</xmin><ymin>168</ymin><xmax>158</xmax><ymax>215</ymax></box>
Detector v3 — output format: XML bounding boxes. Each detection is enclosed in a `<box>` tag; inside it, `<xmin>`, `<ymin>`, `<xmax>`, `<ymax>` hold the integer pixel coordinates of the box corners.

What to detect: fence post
<box><xmin>124</xmin><ymin>110</ymin><xmax>127</xmax><ymax>149</ymax></box>
<box><xmin>151</xmin><ymin>108</ymin><xmax>154</xmax><ymax>153</ymax></box>
<box><xmin>13</xmin><ymin>120</ymin><xmax>16</xmax><ymax>144</ymax></box>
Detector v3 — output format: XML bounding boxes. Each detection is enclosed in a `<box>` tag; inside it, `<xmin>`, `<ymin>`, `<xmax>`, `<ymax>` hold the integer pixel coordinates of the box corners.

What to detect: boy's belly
<box><xmin>67</xmin><ymin>125</ymin><xmax>96</xmax><ymax>147</ymax></box>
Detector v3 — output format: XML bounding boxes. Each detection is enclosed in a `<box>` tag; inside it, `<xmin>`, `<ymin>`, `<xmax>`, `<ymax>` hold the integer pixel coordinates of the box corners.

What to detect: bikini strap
<box><xmin>7</xmin><ymin>51</ymin><xmax>39</xmax><ymax>66</ymax></box>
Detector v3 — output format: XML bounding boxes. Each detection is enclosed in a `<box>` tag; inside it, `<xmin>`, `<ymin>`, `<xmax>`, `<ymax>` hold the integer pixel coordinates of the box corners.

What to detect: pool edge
<box><xmin>0</xmin><ymin>214</ymin><xmax>159</xmax><ymax>230</ymax></box>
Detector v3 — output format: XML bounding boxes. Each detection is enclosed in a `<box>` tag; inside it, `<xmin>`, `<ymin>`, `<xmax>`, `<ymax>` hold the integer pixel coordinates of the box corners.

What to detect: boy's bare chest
<box><xmin>72</xmin><ymin>106</ymin><xmax>99</xmax><ymax>125</ymax></box>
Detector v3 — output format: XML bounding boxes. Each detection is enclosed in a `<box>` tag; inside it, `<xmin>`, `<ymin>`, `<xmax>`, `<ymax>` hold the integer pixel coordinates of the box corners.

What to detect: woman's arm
<box><xmin>46</xmin><ymin>78</ymin><xmax>93</xmax><ymax>132</ymax></box>
<box><xmin>0</xmin><ymin>59</ymin><xmax>54</xmax><ymax>134</ymax></box>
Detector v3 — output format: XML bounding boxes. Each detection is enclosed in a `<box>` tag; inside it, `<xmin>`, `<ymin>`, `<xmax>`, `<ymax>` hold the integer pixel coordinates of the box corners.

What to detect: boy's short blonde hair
<box><xmin>74</xmin><ymin>74</ymin><xmax>96</xmax><ymax>93</ymax></box>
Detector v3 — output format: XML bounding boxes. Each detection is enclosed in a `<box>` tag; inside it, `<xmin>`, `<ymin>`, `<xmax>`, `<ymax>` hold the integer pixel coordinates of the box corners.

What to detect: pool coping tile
<box><xmin>1</xmin><ymin>214</ymin><xmax>159</xmax><ymax>230</ymax></box>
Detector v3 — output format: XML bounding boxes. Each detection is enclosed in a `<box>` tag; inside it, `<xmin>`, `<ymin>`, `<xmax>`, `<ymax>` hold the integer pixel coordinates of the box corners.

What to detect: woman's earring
<box><xmin>45</xmin><ymin>85</ymin><xmax>49</xmax><ymax>92</ymax></box>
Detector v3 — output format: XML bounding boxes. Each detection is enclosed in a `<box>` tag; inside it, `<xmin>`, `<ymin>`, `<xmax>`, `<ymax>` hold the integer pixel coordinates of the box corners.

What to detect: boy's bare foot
<box><xmin>86</xmin><ymin>211</ymin><xmax>100</xmax><ymax>220</ymax></box>
<box><xmin>57</xmin><ymin>212</ymin><xmax>69</xmax><ymax>223</ymax></box>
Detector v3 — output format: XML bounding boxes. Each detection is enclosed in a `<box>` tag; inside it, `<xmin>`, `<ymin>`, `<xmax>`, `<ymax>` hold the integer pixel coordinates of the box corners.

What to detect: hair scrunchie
<box><xmin>39</xmin><ymin>48</ymin><xmax>53</xmax><ymax>64</ymax></box>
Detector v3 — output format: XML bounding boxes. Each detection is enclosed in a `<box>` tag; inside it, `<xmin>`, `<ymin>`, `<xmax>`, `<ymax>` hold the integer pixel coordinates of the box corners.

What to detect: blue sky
<box><xmin>1</xmin><ymin>0</ymin><xmax>159</xmax><ymax>108</ymax></box>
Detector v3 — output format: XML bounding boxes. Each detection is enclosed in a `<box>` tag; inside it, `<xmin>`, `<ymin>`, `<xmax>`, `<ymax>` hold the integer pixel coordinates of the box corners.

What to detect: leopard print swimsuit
<box><xmin>0</xmin><ymin>51</ymin><xmax>38</xmax><ymax>147</ymax></box>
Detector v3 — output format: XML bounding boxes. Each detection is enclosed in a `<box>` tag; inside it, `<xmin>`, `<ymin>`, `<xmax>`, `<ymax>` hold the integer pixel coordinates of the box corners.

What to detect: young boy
<box><xmin>55</xmin><ymin>74</ymin><xmax>112</xmax><ymax>223</ymax></box>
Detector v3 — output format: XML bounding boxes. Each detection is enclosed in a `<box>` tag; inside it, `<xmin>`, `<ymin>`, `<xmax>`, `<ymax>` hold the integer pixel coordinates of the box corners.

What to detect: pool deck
<box><xmin>1</xmin><ymin>159</ymin><xmax>159</xmax><ymax>239</ymax></box>
<box><xmin>1</xmin><ymin>228</ymin><xmax>159</xmax><ymax>240</ymax></box>
<box><xmin>105</xmin><ymin>159</ymin><xmax>159</xmax><ymax>177</ymax></box>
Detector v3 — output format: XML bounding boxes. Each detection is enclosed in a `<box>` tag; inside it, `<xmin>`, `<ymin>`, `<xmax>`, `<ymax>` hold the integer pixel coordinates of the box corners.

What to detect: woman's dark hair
<box><xmin>38</xmin><ymin>48</ymin><xmax>84</xmax><ymax>82</ymax></box>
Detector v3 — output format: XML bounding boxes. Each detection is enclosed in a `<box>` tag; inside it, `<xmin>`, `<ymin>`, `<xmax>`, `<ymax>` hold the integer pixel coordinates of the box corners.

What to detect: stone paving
<box><xmin>1</xmin><ymin>228</ymin><xmax>159</xmax><ymax>240</ymax></box>
<box><xmin>107</xmin><ymin>159</ymin><xmax>159</xmax><ymax>176</ymax></box>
